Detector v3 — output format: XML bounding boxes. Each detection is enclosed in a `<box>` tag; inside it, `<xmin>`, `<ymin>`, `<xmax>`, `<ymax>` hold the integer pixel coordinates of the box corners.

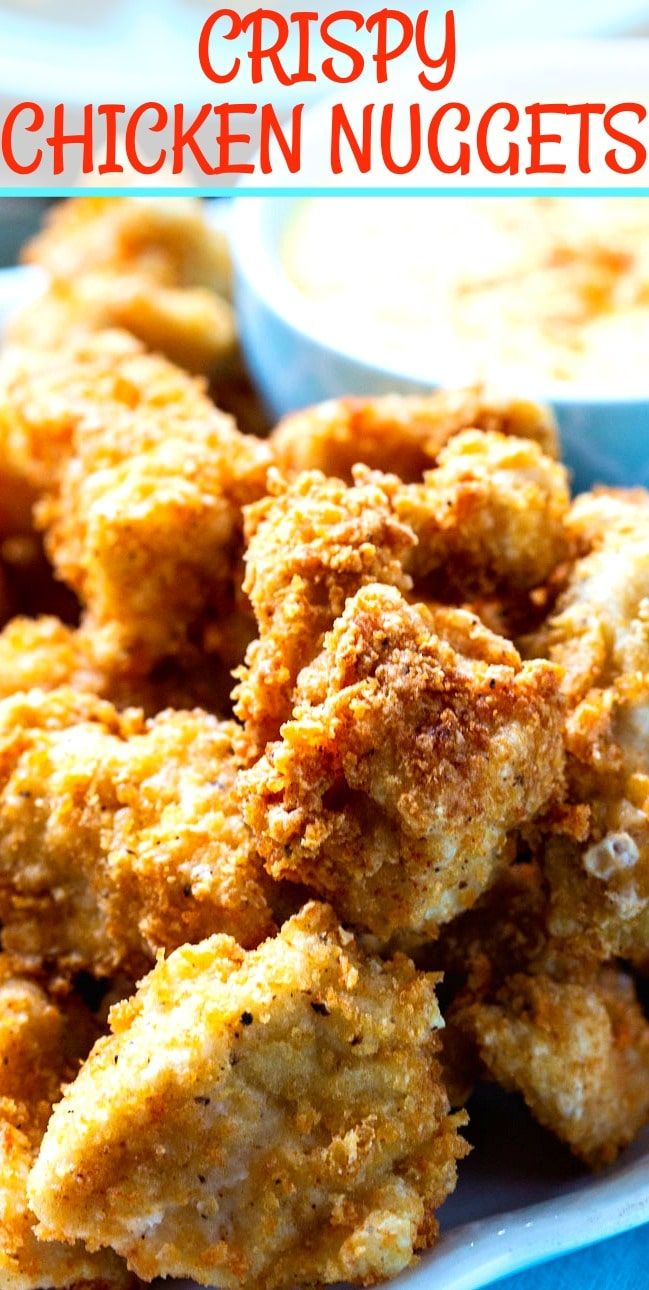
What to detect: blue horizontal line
<box><xmin>1</xmin><ymin>186</ymin><xmax>649</xmax><ymax>198</ymax></box>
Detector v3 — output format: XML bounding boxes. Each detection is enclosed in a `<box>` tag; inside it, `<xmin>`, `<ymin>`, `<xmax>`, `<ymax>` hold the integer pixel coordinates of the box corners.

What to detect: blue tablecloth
<box><xmin>491</xmin><ymin>1224</ymin><xmax>649</xmax><ymax>1289</ymax></box>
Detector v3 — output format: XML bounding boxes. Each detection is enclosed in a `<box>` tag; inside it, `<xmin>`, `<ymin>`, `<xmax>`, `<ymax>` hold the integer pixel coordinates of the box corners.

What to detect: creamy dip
<box><xmin>283</xmin><ymin>197</ymin><xmax>649</xmax><ymax>392</ymax></box>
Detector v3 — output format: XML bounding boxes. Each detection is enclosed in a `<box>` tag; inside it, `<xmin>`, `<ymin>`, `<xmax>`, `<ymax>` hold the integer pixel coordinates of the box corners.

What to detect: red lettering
<box><xmin>46</xmin><ymin>103</ymin><xmax>94</xmax><ymax>175</ymax></box>
<box><xmin>292</xmin><ymin>11</ymin><xmax>318</xmax><ymax>83</ymax></box>
<box><xmin>381</xmin><ymin>103</ymin><xmax>420</xmax><ymax>173</ymax></box>
<box><xmin>321</xmin><ymin>11</ymin><xmax>364</xmax><ymax>83</ymax></box>
<box><xmin>214</xmin><ymin>103</ymin><xmax>255</xmax><ymax>174</ymax></box>
<box><xmin>2</xmin><ymin>102</ymin><xmax>43</xmax><ymax>174</ymax></box>
<box><xmin>172</xmin><ymin>103</ymin><xmax>213</xmax><ymax>174</ymax></box>
<box><xmin>416</xmin><ymin>10</ymin><xmax>456</xmax><ymax>90</ymax></box>
<box><xmin>97</xmin><ymin>104</ymin><xmax>126</xmax><ymax>174</ymax></box>
<box><xmin>604</xmin><ymin>103</ymin><xmax>647</xmax><ymax>174</ymax></box>
<box><xmin>367</xmin><ymin>9</ymin><xmax>413</xmax><ymax>83</ymax></box>
<box><xmin>525</xmin><ymin>103</ymin><xmax>566</xmax><ymax>175</ymax></box>
<box><xmin>330</xmin><ymin>102</ymin><xmax>373</xmax><ymax>173</ymax></box>
<box><xmin>428</xmin><ymin>102</ymin><xmax>470</xmax><ymax>174</ymax></box>
<box><xmin>476</xmin><ymin>102</ymin><xmax>519</xmax><ymax>174</ymax></box>
<box><xmin>259</xmin><ymin>103</ymin><xmax>303</xmax><ymax>174</ymax></box>
<box><xmin>125</xmin><ymin>102</ymin><xmax>167</xmax><ymax>174</ymax></box>
<box><xmin>198</xmin><ymin>9</ymin><xmax>241</xmax><ymax>84</ymax></box>
<box><xmin>242</xmin><ymin>10</ymin><xmax>291</xmax><ymax>86</ymax></box>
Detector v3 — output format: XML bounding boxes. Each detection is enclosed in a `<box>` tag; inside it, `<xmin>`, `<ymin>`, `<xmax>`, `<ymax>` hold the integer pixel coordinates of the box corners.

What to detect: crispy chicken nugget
<box><xmin>0</xmin><ymin>688</ymin><xmax>272</xmax><ymax>978</ymax></box>
<box><xmin>437</xmin><ymin>861</ymin><xmax>649</xmax><ymax>1166</ymax></box>
<box><xmin>241</xmin><ymin>585</ymin><xmax>565</xmax><ymax>939</ymax></box>
<box><xmin>235</xmin><ymin>435</ymin><xmax>569</xmax><ymax>752</ymax></box>
<box><xmin>234</xmin><ymin>467</ymin><xmax>416</xmax><ymax>751</ymax></box>
<box><xmin>0</xmin><ymin>616</ymin><xmax>234</xmax><ymax>716</ymax></box>
<box><xmin>271</xmin><ymin>389</ymin><xmax>558</xmax><ymax>483</ymax></box>
<box><xmin>393</xmin><ymin>429</ymin><xmax>571</xmax><ymax>595</ymax></box>
<box><xmin>22</xmin><ymin>197</ymin><xmax>232</xmax><ymax>295</ymax></box>
<box><xmin>0</xmin><ymin>958</ymin><xmax>133</xmax><ymax>1288</ymax></box>
<box><xmin>461</xmin><ymin>966</ymin><xmax>649</xmax><ymax>1169</ymax></box>
<box><xmin>10</xmin><ymin>278</ymin><xmax>237</xmax><ymax>380</ymax></box>
<box><xmin>526</xmin><ymin>490</ymin><xmax>649</xmax><ymax>960</ymax></box>
<box><xmin>0</xmin><ymin>329</ymin><xmax>204</xmax><ymax>497</ymax></box>
<box><xmin>29</xmin><ymin>902</ymin><xmax>468</xmax><ymax>1289</ymax></box>
<box><xmin>0</xmin><ymin>332</ymin><xmax>271</xmax><ymax>670</ymax></box>
<box><xmin>15</xmin><ymin>196</ymin><xmax>235</xmax><ymax>376</ymax></box>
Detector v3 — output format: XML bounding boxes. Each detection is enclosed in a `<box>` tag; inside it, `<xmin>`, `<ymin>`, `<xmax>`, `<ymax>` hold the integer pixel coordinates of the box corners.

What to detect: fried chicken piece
<box><xmin>23</xmin><ymin>197</ymin><xmax>232</xmax><ymax>295</ymax></box>
<box><xmin>14</xmin><ymin>196</ymin><xmax>235</xmax><ymax>376</ymax></box>
<box><xmin>0</xmin><ymin>329</ymin><xmax>198</xmax><ymax>496</ymax></box>
<box><xmin>393</xmin><ymin>429</ymin><xmax>571</xmax><ymax>596</ymax></box>
<box><xmin>0</xmin><ymin>688</ymin><xmax>272</xmax><ymax>978</ymax></box>
<box><xmin>236</xmin><ymin>436</ymin><xmax>569</xmax><ymax>751</ymax></box>
<box><xmin>0</xmin><ymin>958</ymin><xmax>133</xmax><ymax>1288</ymax></box>
<box><xmin>241</xmin><ymin>585</ymin><xmax>564</xmax><ymax>939</ymax></box>
<box><xmin>0</xmin><ymin>616</ymin><xmax>233</xmax><ymax>716</ymax></box>
<box><xmin>29</xmin><ymin>902</ymin><xmax>468</xmax><ymax>1289</ymax></box>
<box><xmin>526</xmin><ymin>491</ymin><xmax>649</xmax><ymax>960</ymax></box>
<box><xmin>234</xmin><ymin>468</ymin><xmax>416</xmax><ymax>751</ymax></box>
<box><xmin>461</xmin><ymin>967</ymin><xmax>649</xmax><ymax>1169</ymax></box>
<box><xmin>527</xmin><ymin>489</ymin><xmax>649</xmax><ymax>701</ymax></box>
<box><xmin>271</xmin><ymin>389</ymin><xmax>558</xmax><ymax>483</ymax></box>
<box><xmin>0</xmin><ymin>332</ymin><xmax>271</xmax><ymax>671</ymax></box>
<box><xmin>437</xmin><ymin>861</ymin><xmax>649</xmax><ymax>1166</ymax></box>
<box><xmin>10</xmin><ymin>278</ymin><xmax>237</xmax><ymax>380</ymax></box>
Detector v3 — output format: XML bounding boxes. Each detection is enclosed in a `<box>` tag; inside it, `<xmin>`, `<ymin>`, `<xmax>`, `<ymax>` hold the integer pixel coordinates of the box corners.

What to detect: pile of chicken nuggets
<box><xmin>0</xmin><ymin>197</ymin><xmax>647</xmax><ymax>1290</ymax></box>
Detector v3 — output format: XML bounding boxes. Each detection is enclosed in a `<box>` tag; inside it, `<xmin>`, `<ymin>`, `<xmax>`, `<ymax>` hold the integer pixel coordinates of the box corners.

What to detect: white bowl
<box><xmin>231</xmin><ymin>190</ymin><xmax>649</xmax><ymax>494</ymax></box>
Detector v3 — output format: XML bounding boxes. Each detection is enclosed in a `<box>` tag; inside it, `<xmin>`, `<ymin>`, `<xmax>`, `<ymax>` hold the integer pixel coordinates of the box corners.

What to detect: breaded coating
<box><xmin>271</xmin><ymin>389</ymin><xmax>558</xmax><ymax>483</ymax></box>
<box><xmin>438</xmin><ymin>861</ymin><xmax>649</xmax><ymax>1166</ymax></box>
<box><xmin>29</xmin><ymin>903</ymin><xmax>468</xmax><ymax>1289</ymax></box>
<box><xmin>0</xmin><ymin>329</ymin><xmax>198</xmax><ymax>496</ymax></box>
<box><xmin>0</xmin><ymin>332</ymin><xmax>271</xmax><ymax>671</ymax></box>
<box><xmin>241</xmin><ymin>585</ymin><xmax>564</xmax><ymax>939</ymax></box>
<box><xmin>234</xmin><ymin>468</ymin><xmax>416</xmax><ymax>750</ymax></box>
<box><xmin>14</xmin><ymin>196</ymin><xmax>235</xmax><ymax>376</ymax></box>
<box><xmin>527</xmin><ymin>491</ymin><xmax>649</xmax><ymax>959</ymax></box>
<box><xmin>0</xmin><ymin>616</ymin><xmax>233</xmax><ymax>716</ymax></box>
<box><xmin>393</xmin><ymin>429</ymin><xmax>571</xmax><ymax>595</ymax></box>
<box><xmin>461</xmin><ymin>967</ymin><xmax>649</xmax><ymax>1169</ymax></box>
<box><xmin>0</xmin><ymin>618</ymin><xmax>108</xmax><ymax>702</ymax></box>
<box><xmin>0</xmin><ymin>688</ymin><xmax>272</xmax><ymax>977</ymax></box>
<box><xmin>22</xmin><ymin>197</ymin><xmax>232</xmax><ymax>295</ymax></box>
<box><xmin>0</xmin><ymin>958</ymin><xmax>133</xmax><ymax>1288</ymax></box>
<box><xmin>235</xmin><ymin>435</ymin><xmax>569</xmax><ymax>751</ymax></box>
<box><xmin>528</xmin><ymin>489</ymin><xmax>649</xmax><ymax>701</ymax></box>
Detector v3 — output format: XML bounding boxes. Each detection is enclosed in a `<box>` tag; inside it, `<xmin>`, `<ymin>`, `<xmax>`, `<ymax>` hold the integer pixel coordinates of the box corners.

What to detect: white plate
<box><xmin>0</xmin><ymin>264</ymin><xmax>647</xmax><ymax>1290</ymax></box>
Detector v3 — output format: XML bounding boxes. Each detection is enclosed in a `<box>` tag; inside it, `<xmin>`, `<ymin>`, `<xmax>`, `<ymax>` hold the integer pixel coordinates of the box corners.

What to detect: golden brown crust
<box><xmin>527</xmin><ymin>490</ymin><xmax>649</xmax><ymax>960</ymax></box>
<box><xmin>461</xmin><ymin>967</ymin><xmax>649</xmax><ymax>1168</ymax></box>
<box><xmin>15</xmin><ymin>196</ymin><xmax>235</xmax><ymax>377</ymax></box>
<box><xmin>0</xmin><ymin>332</ymin><xmax>271</xmax><ymax>672</ymax></box>
<box><xmin>0</xmin><ymin>687</ymin><xmax>272</xmax><ymax>978</ymax></box>
<box><xmin>271</xmin><ymin>390</ymin><xmax>558</xmax><ymax>483</ymax></box>
<box><xmin>236</xmin><ymin>434</ymin><xmax>569</xmax><ymax>754</ymax></box>
<box><xmin>0</xmin><ymin>959</ymin><xmax>134</xmax><ymax>1288</ymax></box>
<box><xmin>393</xmin><ymin>430</ymin><xmax>571</xmax><ymax>595</ymax></box>
<box><xmin>29</xmin><ymin>903</ymin><xmax>467</xmax><ymax>1288</ymax></box>
<box><xmin>436</xmin><ymin>861</ymin><xmax>649</xmax><ymax>1165</ymax></box>
<box><xmin>0</xmin><ymin>615</ymin><xmax>234</xmax><ymax>717</ymax></box>
<box><xmin>242</xmin><ymin>585</ymin><xmax>565</xmax><ymax>939</ymax></box>
<box><xmin>234</xmin><ymin>468</ymin><xmax>415</xmax><ymax>751</ymax></box>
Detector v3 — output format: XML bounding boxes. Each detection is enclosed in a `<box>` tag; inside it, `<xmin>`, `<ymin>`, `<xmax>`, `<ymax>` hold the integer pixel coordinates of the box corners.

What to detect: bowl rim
<box><xmin>230</xmin><ymin>190</ymin><xmax>649</xmax><ymax>409</ymax></box>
